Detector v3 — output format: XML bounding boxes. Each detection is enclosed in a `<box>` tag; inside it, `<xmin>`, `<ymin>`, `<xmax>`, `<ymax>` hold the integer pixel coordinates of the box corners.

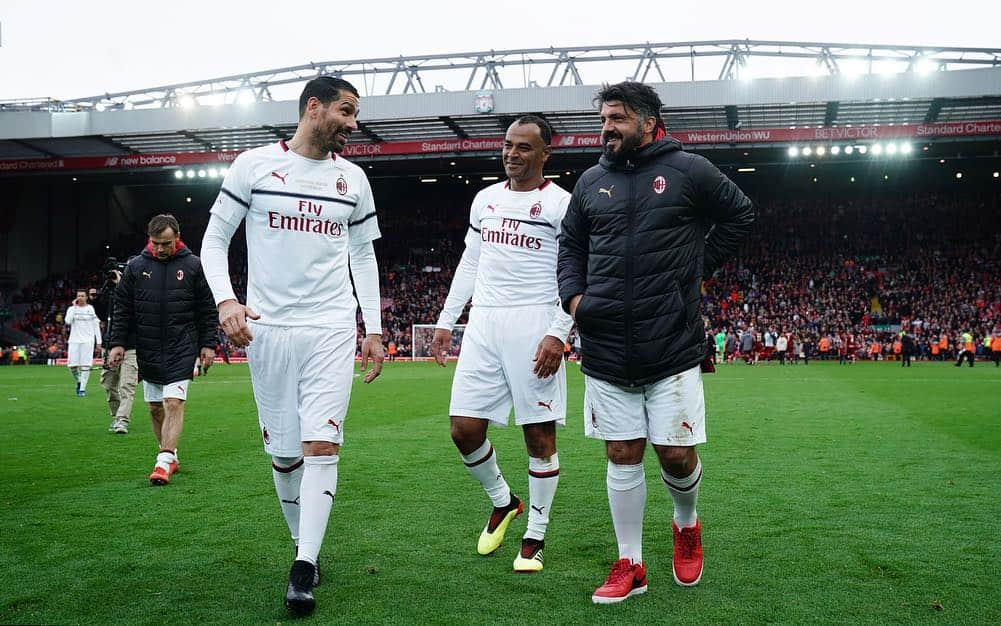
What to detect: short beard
<box><xmin>311</xmin><ymin>126</ymin><xmax>338</xmax><ymax>155</ymax></box>
<box><xmin>602</xmin><ymin>125</ymin><xmax>644</xmax><ymax>163</ymax></box>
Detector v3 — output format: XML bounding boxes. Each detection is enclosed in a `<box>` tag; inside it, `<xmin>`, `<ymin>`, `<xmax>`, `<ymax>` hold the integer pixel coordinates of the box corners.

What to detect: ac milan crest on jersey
<box><xmin>652</xmin><ymin>175</ymin><xmax>667</xmax><ymax>194</ymax></box>
<box><xmin>530</xmin><ymin>202</ymin><xmax>542</xmax><ymax>219</ymax></box>
<box><xmin>336</xmin><ymin>176</ymin><xmax>348</xmax><ymax>195</ymax></box>
<box><xmin>176</xmin><ymin>269</ymin><xmax>184</xmax><ymax>281</ymax></box>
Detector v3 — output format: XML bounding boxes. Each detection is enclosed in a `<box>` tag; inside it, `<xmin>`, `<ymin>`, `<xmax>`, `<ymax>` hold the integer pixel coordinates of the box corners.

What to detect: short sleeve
<box><xmin>347</xmin><ymin>172</ymin><xmax>381</xmax><ymax>244</ymax></box>
<box><xmin>210</xmin><ymin>153</ymin><xmax>253</xmax><ymax>226</ymax></box>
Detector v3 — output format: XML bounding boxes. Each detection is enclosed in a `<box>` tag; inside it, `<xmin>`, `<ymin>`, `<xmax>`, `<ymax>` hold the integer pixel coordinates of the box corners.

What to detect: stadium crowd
<box><xmin>7</xmin><ymin>188</ymin><xmax>999</xmax><ymax>365</ymax></box>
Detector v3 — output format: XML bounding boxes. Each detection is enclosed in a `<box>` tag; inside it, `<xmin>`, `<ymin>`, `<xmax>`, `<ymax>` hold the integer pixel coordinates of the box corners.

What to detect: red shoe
<box><xmin>591</xmin><ymin>558</ymin><xmax>647</xmax><ymax>604</ymax></box>
<box><xmin>672</xmin><ymin>519</ymin><xmax>704</xmax><ymax>586</ymax></box>
<box><xmin>149</xmin><ymin>464</ymin><xmax>170</xmax><ymax>486</ymax></box>
<box><xmin>168</xmin><ymin>460</ymin><xmax>180</xmax><ymax>475</ymax></box>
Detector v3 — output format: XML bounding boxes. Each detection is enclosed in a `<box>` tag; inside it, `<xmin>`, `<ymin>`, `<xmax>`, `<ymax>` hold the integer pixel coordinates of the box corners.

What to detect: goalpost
<box><xmin>411</xmin><ymin>324</ymin><xmax>466</xmax><ymax>362</ymax></box>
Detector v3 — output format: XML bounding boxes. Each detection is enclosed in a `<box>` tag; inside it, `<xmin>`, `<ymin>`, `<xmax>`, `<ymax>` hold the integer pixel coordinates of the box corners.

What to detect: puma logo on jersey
<box><xmin>271</xmin><ymin>171</ymin><xmax>288</xmax><ymax>184</ymax></box>
<box><xmin>598</xmin><ymin>185</ymin><xmax>614</xmax><ymax>198</ymax></box>
<box><xmin>326</xmin><ymin>419</ymin><xmax>342</xmax><ymax>433</ymax></box>
<box><xmin>537</xmin><ymin>400</ymin><xmax>553</xmax><ymax>411</ymax></box>
<box><xmin>682</xmin><ymin>421</ymin><xmax>694</xmax><ymax>435</ymax></box>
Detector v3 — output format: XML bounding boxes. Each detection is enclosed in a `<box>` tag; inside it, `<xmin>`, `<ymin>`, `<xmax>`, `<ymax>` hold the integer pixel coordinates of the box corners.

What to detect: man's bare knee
<box><xmin>605</xmin><ymin>439</ymin><xmax>646</xmax><ymax>465</ymax></box>
<box><xmin>654</xmin><ymin>444</ymin><xmax>698</xmax><ymax>476</ymax></box>
<box><xmin>523</xmin><ymin>422</ymin><xmax>557</xmax><ymax>458</ymax></box>
<box><xmin>450</xmin><ymin>416</ymin><xmax>488</xmax><ymax>455</ymax></box>
<box><xmin>302</xmin><ymin>441</ymin><xmax>339</xmax><ymax>457</ymax></box>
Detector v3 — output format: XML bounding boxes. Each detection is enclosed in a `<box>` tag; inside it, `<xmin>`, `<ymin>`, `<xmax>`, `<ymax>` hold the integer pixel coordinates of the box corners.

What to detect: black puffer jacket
<box><xmin>109</xmin><ymin>244</ymin><xmax>217</xmax><ymax>385</ymax></box>
<box><xmin>558</xmin><ymin>137</ymin><xmax>754</xmax><ymax>387</ymax></box>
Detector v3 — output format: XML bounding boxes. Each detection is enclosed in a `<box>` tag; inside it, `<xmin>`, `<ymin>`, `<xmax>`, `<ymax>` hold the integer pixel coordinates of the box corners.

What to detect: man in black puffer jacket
<box><xmin>109</xmin><ymin>214</ymin><xmax>217</xmax><ymax>486</ymax></box>
<box><xmin>559</xmin><ymin>82</ymin><xmax>753</xmax><ymax>603</ymax></box>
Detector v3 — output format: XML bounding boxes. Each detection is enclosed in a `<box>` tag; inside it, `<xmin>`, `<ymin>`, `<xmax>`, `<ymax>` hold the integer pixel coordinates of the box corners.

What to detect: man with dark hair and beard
<box><xmin>558</xmin><ymin>81</ymin><xmax>754</xmax><ymax>603</ymax></box>
<box><xmin>201</xmin><ymin>75</ymin><xmax>384</xmax><ymax>616</ymax></box>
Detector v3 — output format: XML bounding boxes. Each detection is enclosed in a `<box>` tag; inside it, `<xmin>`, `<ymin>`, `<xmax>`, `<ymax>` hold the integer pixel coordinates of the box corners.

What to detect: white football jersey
<box><xmin>467</xmin><ymin>180</ymin><xmax>570</xmax><ymax>307</ymax></box>
<box><xmin>65</xmin><ymin>304</ymin><xmax>101</xmax><ymax>344</ymax></box>
<box><xmin>210</xmin><ymin>141</ymin><xmax>380</xmax><ymax>328</ymax></box>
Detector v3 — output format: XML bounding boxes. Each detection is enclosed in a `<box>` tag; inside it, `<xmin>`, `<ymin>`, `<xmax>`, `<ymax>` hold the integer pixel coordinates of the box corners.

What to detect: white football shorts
<box><xmin>143</xmin><ymin>379</ymin><xmax>190</xmax><ymax>402</ymax></box>
<box><xmin>584</xmin><ymin>365</ymin><xmax>706</xmax><ymax>446</ymax></box>
<box><xmin>247</xmin><ymin>323</ymin><xmax>356</xmax><ymax>457</ymax></box>
<box><xmin>449</xmin><ymin>305</ymin><xmax>566</xmax><ymax>427</ymax></box>
<box><xmin>67</xmin><ymin>341</ymin><xmax>95</xmax><ymax>367</ymax></box>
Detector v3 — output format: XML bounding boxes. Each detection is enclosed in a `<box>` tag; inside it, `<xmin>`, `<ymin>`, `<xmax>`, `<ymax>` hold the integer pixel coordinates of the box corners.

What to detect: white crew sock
<box><xmin>662</xmin><ymin>457</ymin><xmax>702</xmax><ymax>528</ymax></box>
<box><xmin>607</xmin><ymin>461</ymin><xmax>646</xmax><ymax>564</ymax></box>
<box><xmin>460</xmin><ymin>439</ymin><xmax>511</xmax><ymax>508</ymax></box>
<box><xmin>525</xmin><ymin>454</ymin><xmax>560</xmax><ymax>541</ymax></box>
<box><xmin>297</xmin><ymin>455</ymin><xmax>339</xmax><ymax>565</ymax></box>
<box><xmin>272</xmin><ymin>456</ymin><xmax>305</xmax><ymax>545</ymax></box>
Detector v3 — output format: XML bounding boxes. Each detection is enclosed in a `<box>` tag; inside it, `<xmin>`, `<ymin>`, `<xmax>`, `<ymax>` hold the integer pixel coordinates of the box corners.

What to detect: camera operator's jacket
<box><xmin>109</xmin><ymin>243</ymin><xmax>217</xmax><ymax>385</ymax></box>
<box><xmin>558</xmin><ymin>137</ymin><xmax>754</xmax><ymax>387</ymax></box>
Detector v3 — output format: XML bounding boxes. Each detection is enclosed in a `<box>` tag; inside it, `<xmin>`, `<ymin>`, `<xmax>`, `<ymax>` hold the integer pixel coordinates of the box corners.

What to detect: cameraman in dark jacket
<box><xmin>92</xmin><ymin>270</ymin><xmax>139</xmax><ymax>434</ymax></box>
<box><xmin>109</xmin><ymin>214</ymin><xmax>217</xmax><ymax>486</ymax></box>
<box><xmin>558</xmin><ymin>81</ymin><xmax>753</xmax><ymax>600</ymax></box>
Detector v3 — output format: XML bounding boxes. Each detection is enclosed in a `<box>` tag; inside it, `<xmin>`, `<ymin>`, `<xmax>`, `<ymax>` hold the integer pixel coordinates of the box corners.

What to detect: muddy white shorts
<box><xmin>584</xmin><ymin>365</ymin><xmax>706</xmax><ymax>446</ymax></box>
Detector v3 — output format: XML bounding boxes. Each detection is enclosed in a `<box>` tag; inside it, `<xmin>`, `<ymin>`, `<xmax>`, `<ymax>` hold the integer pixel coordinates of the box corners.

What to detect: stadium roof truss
<box><xmin>1</xmin><ymin>41</ymin><xmax>1000</xmax><ymax>161</ymax></box>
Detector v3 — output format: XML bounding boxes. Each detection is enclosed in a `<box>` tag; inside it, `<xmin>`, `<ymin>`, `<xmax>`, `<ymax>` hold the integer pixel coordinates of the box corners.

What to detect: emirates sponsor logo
<box><xmin>480</xmin><ymin>218</ymin><xmax>542</xmax><ymax>250</ymax></box>
<box><xmin>267</xmin><ymin>212</ymin><xmax>344</xmax><ymax>237</ymax></box>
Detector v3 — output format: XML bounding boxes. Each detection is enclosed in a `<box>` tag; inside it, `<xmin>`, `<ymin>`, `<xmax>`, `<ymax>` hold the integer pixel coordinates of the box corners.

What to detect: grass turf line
<box><xmin>0</xmin><ymin>361</ymin><xmax>998</xmax><ymax>624</ymax></box>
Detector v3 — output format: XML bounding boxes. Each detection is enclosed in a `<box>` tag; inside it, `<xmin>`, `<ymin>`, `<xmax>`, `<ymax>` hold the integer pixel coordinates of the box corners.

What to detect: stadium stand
<box><xmin>9</xmin><ymin>187</ymin><xmax>998</xmax><ymax>364</ymax></box>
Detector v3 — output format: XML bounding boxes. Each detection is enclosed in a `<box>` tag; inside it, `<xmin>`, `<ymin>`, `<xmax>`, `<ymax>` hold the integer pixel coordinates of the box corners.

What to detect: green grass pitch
<box><xmin>1</xmin><ymin>360</ymin><xmax>998</xmax><ymax>624</ymax></box>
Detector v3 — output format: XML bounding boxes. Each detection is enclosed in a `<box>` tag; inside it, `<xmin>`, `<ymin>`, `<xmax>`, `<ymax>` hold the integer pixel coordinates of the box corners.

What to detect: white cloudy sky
<box><xmin>1</xmin><ymin>0</ymin><xmax>998</xmax><ymax>100</ymax></box>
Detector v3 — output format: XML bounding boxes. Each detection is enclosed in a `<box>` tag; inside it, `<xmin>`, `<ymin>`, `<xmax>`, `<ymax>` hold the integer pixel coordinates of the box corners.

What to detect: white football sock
<box><xmin>607</xmin><ymin>461</ymin><xmax>646</xmax><ymax>564</ymax></box>
<box><xmin>70</xmin><ymin>367</ymin><xmax>80</xmax><ymax>383</ymax></box>
<box><xmin>272</xmin><ymin>456</ymin><xmax>305</xmax><ymax>544</ymax></box>
<box><xmin>78</xmin><ymin>366</ymin><xmax>92</xmax><ymax>389</ymax></box>
<box><xmin>460</xmin><ymin>439</ymin><xmax>511</xmax><ymax>508</ymax></box>
<box><xmin>525</xmin><ymin>454</ymin><xmax>560</xmax><ymax>541</ymax></box>
<box><xmin>155</xmin><ymin>450</ymin><xmax>176</xmax><ymax>469</ymax></box>
<box><xmin>662</xmin><ymin>457</ymin><xmax>702</xmax><ymax>528</ymax></box>
<box><xmin>297</xmin><ymin>455</ymin><xmax>338</xmax><ymax>565</ymax></box>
